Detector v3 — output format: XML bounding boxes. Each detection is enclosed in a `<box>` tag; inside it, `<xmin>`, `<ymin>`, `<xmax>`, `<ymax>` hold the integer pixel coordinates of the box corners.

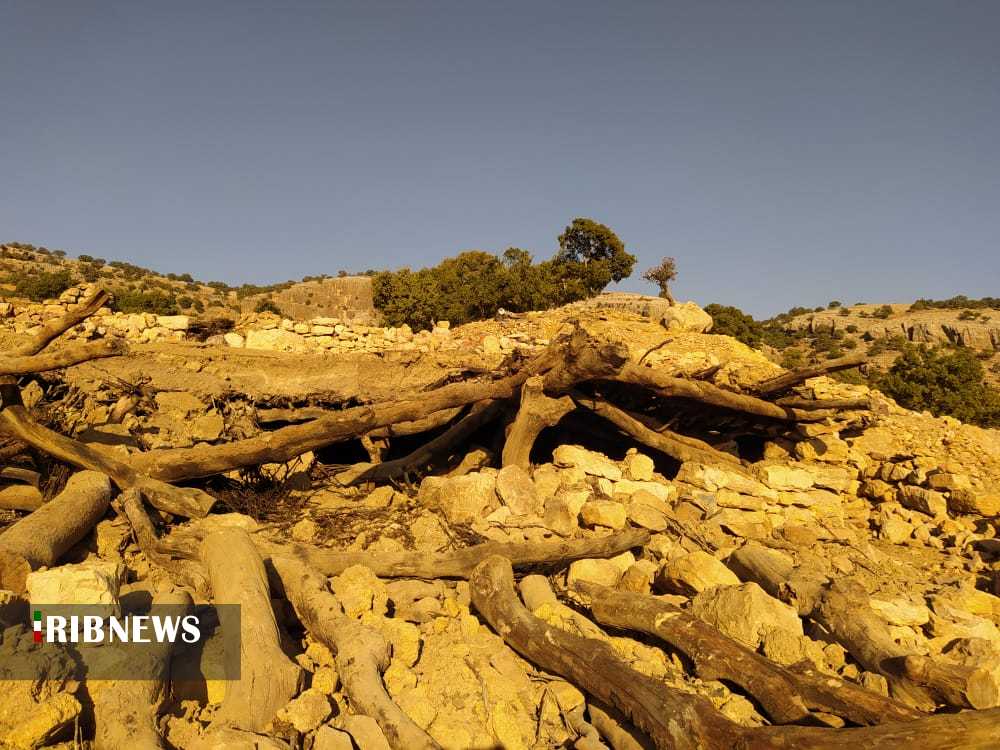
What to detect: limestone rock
<box><xmin>417</xmin><ymin>471</ymin><xmax>499</xmax><ymax>525</ymax></box>
<box><xmin>899</xmin><ymin>485</ymin><xmax>947</xmax><ymax>517</ymax></box>
<box><xmin>567</xmin><ymin>558</ymin><xmax>623</xmax><ymax>588</ymax></box>
<box><xmin>331</xmin><ymin>565</ymin><xmax>388</xmax><ymax>619</ymax></box>
<box><xmin>27</xmin><ymin>561</ymin><xmax>123</xmax><ymax>617</ymax></box>
<box><xmin>661</xmin><ymin>301</ymin><xmax>713</xmax><ymax>333</ymax></box>
<box><xmin>223</xmin><ymin>332</ymin><xmax>245</xmax><ymax>348</ymax></box>
<box><xmin>314</xmin><ymin>727</ymin><xmax>355</xmax><ymax>750</ymax></box>
<box><xmin>341</xmin><ymin>714</ymin><xmax>392</xmax><ymax>750</ymax></box>
<box><xmin>5</xmin><ymin>693</ymin><xmax>81</xmax><ymax>749</ymax></box>
<box><xmin>580</xmin><ymin>500</ymin><xmax>627</xmax><ymax>529</ymax></box>
<box><xmin>496</xmin><ymin>466</ymin><xmax>543</xmax><ymax>516</ymax></box>
<box><xmin>755</xmin><ymin>464</ymin><xmax>816</xmax><ymax>491</ymax></box>
<box><xmin>656</xmin><ymin>550</ymin><xmax>740</xmax><ymax>595</ymax></box>
<box><xmin>156</xmin><ymin>314</ymin><xmax>190</xmax><ymax>331</ymax></box>
<box><xmin>623</xmin><ymin>451</ymin><xmax>655</xmax><ymax>481</ymax></box>
<box><xmin>275</xmin><ymin>689</ymin><xmax>331</xmax><ymax>733</ymax></box>
<box><xmin>948</xmin><ymin>488</ymin><xmax>1000</xmax><ymax>518</ymax></box>
<box><xmin>552</xmin><ymin>445</ymin><xmax>622</xmax><ymax>481</ymax></box>
<box><xmin>691</xmin><ymin>582</ymin><xmax>803</xmax><ymax>649</ymax></box>
<box><xmin>869</xmin><ymin>597</ymin><xmax>930</xmax><ymax>627</ymax></box>
<box><xmin>626</xmin><ymin>500</ymin><xmax>668</xmax><ymax>531</ymax></box>
<box><xmin>244</xmin><ymin>328</ymin><xmax>307</xmax><ymax>352</ymax></box>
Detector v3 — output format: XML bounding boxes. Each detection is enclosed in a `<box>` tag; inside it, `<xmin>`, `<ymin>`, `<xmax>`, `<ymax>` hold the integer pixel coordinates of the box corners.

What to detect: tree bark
<box><xmin>0</xmin><ymin>470</ymin><xmax>111</xmax><ymax>568</ymax></box>
<box><xmin>9</xmin><ymin>287</ymin><xmax>111</xmax><ymax>357</ymax></box>
<box><xmin>902</xmin><ymin>655</ymin><xmax>1000</xmax><ymax>710</ymax></box>
<box><xmin>258</xmin><ymin>528</ymin><xmax>649</xmax><ymax>580</ymax></box>
<box><xmin>91</xmin><ymin>590</ymin><xmax>192</xmax><ymax>749</ymax></box>
<box><xmin>502</xmin><ymin>376</ymin><xmax>574</xmax><ymax>469</ymax></box>
<box><xmin>470</xmin><ymin>555</ymin><xmax>747</xmax><ymax>749</ymax></box>
<box><xmin>0</xmin><ymin>339</ymin><xmax>125</xmax><ymax>375</ymax></box>
<box><xmin>336</xmin><ymin>400</ymin><xmax>504</xmax><ymax>485</ymax></box>
<box><xmin>270</xmin><ymin>556</ymin><xmax>441</xmax><ymax>750</ymax></box>
<box><xmin>574</xmin><ymin>582</ymin><xmax>920</xmax><ymax>726</ymax></box>
<box><xmin>0</xmin><ymin>484</ymin><xmax>44</xmax><ymax>511</ymax></box>
<box><xmin>752</xmin><ymin>353</ymin><xmax>867</xmax><ymax>397</ymax></box>
<box><xmin>574</xmin><ymin>394</ymin><xmax>744</xmax><ymax>468</ymax></box>
<box><xmin>200</xmin><ymin>527</ymin><xmax>303</xmax><ymax>733</ymax></box>
<box><xmin>0</xmin><ymin>405</ymin><xmax>215</xmax><ymax>517</ymax></box>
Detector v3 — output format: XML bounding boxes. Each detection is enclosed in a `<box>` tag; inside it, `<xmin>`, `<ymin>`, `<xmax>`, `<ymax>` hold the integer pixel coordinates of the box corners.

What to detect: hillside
<box><xmin>0</xmin><ymin>242</ymin><xmax>376</xmax><ymax>323</ymax></box>
<box><xmin>778</xmin><ymin>300</ymin><xmax>1000</xmax><ymax>385</ymax></box>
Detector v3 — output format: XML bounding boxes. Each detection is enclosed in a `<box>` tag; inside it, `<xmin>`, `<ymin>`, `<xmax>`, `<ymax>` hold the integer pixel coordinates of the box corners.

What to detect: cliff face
<box><xmin>786</xmin><ymin>304</ymin><xmax>1000</xmax><ymax>351</ymax></box>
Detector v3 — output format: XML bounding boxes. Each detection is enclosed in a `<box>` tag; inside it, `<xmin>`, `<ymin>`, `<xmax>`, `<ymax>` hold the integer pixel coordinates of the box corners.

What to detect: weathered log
<box><xmin>902</xmin><ymin>655</ymin><xmax>1000</xmax><ymax>710</ymax></box>
<box><xmin>257</xmin><ymin>405</ymin><xmax>464</xmax><ymax>436</ymax></box>
<box><xmin>200</xmin><ymin>527</ymin><xmax>302</xmax><ymax>732</ymax></box>
<box><xmin>574</xmin><ymin>394</ymin><xmax>744</xmax><ymax>468</ymax></box>
<box><xmin>0</xmin><ymin>440</ymin><xmax>27</xmax><ymax>461</ymax></box>
<box><xmin>259</xmin><ymin>528</ymin><xmax>649</xmax><ymax>580</ymax></box>
<box><xmin>586</xmin><ymin>699</ymin><xmax>654</xmax><ymax>750</ymax></box>
<box><xmin>9</xmin><ymin>287</ymin><xmax>111</xmax><ymax>357</ymax></box>
<box><xmin>775</xmin><ymin>396</ymin><xmax>872</xmax><ymax>411</ymax></box>
<box><xmin>752</xmin><ymin>353</ymin><xmax>867</xmax><ymax>397</ymax></box>
<box><xmin>0</xmin><ymin>466</ymin><xmax>41</xmax><ymax>486</ymax></box>
<box><xmin>615</xmin><ymin>363</ymin><xmax>836</xmax><ymax>422</ymax></box>
<box><xmin>574</xmin><ymin>582</ymin><xmax>920</xmax><ymax>726</ymax></box>
<box><xmin>476</xmin><ymin>557</ymin><xmax>1000</xmax><ymax>749</ymax></box>
<box><xmin>125</xmin><ymin>326</ymin><xmax>627</xmax><ymax>483</ymax></box>
<box><xmin>118</xmin><ymin>488</ymin><xmax>210</xmax><ymax>596</ymax></box>
<box><xmin>0</xmin><ymin>339</ymin><xmax>125</xmax><ymax>375</ymax></box>
<box><xmin>91</xmin><ymin>590</ymin><xmax>192</xmax><ymax>749</ymax></box>
<box><xmin>0</xmin><ymin>470</ymin><xmax>111</xmax><ymax>567</ymax></box>
<box><xmin>471</xmin><ymin>554</ymin><xmax>746</xmax><ymax>749</ymax></box>
<box><xmin>271</xmin><ymin>556</ymin><xmax>441</xmax><ymax>750</ymax></box>
<box><xmin>502</xmin><ymin>376</ymin><xmax>574</xmax><ymax>469</ymax></box>
<box><xmin>0</xmin><ymin>484</ymin><xmax>44</xmax><ymax>511</ymax></box>
<box><xmin>336</xmin><ymin>400</ymin><xmax>504</xmax><ymax>485</ymax></box>
<box><xmin>0</xmin><ymin>405</ymin><xmax>215</xmax><ymax>517</ymax></box>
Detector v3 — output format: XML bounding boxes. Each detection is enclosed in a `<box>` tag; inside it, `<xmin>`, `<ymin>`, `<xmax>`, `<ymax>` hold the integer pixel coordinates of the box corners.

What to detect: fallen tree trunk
<box><xmin>92</xmin><ymin>590</ymin><xmax>192</xmax><ymax>749</ymax></box>
<box><xmin>126</xmin><ymin>327</ymin><xmax>629</xmax><ymax>483</ymax></box>
<box><xmin>470</xmin><ymin>554</ymin><xmax>746</xmax><ymax>749</ymax></box>
<box><xmin>0</xmin><ymin>470</ymin><xmax>111</xmax><ymax>568</ymax></box>
<box><xmin>615</xmin><ymin>364</ymin><xmax>836</xmax><ymax>422</ymax></box>
<box><xmin>0</xmin><ymin>339</ymin><xmax>125</xmax><ymax>375</ymax></box>
<box><xmin>574</xmin><ymin>582</ymin><xmax>919</xmax><ymax>726</ymax></box>
<box><xmin>502</xmin><ymin>376</ymin><xmax>574</xmax><ymax>469</ymax></box>
<box><xmin>271</xmin><ymin>556</ymin><xmax>441</xmax><ymax>750</ymax></box>
<box><xmin>0</xmin><ymin>484</ymin><xmax>44</xmax><ymax>511</ymax></box>
<box><xmin>118</xmin><ymin>488</ymin><xmax>210</xmax><ymax>597</ymax></box>
<box><xmin>752</xmin><ymin>353</ymin><xmax>867</xmax><ymax>397</ymax></box>
<box><xmin>574</xmin><ymin>394</ymin><xmax>744</xmax><ymax>469</ymax></box>
<box><xmin>902</xmin><ymin>655</ymin><xmax>1000</xmax><ymax>710</ymax></box>
<box><xmin>336</xmin><ymin>400</ymin><xmax>505</xmax><ymax>485</ymax></box>
<box><xmin>474</xmin><ymin>556</ymin><xmax>1000</xmax><ymax>749</ymax></box>
<box><xmin>200</xmin><ymin>527</ymin><xmax>302</xmax><ymax>733</ymax></box>
<box><xmin>0</xmin><ymin>405</ymin><xmax>215</xmax><ymax>517</ymax></box>
<box><xmin>9</xmin><ymin>287</ymin><xmax>111</xmax><ymax>357</ymax></box>
<box><xmin>775</xmin><ymin>396</ymin><xmax>872</xmax><ymax>411</ymax></box>
<box><xmin>259</xmin><ymin>528</ymin><xmax>649</xmax><ymax>580</ymax></box>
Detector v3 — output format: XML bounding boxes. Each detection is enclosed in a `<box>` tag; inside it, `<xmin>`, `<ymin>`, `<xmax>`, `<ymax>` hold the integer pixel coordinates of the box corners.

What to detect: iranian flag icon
<box><xmin>33</xmin><ymin>610</ymin><xmax>42</xmax><ymax>643</ymax></box>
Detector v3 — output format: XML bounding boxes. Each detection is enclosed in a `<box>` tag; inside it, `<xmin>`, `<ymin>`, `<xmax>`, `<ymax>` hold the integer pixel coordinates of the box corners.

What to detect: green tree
<box><xmin>15</xmin><ymin>270</ymin><xmax>74</xmax><ymax>301</ymax></box>
<box><xmin>642</xmin><ymin>257</ymin><xmax>677</xmax><ymax>304</ymax></box>
<box><xmin>875</xmin><ymin>345</ymin><xmax>1000</xmax><ymax>427</ymax></box>
<box><xmin>703</xmin><ymin>304</ymin><xmax>764</xmax><ymax>348</ymax></box>
<box><xmin>554</xmin><ymin>218</ymin><xmax>636</xmax><ymax>299</ymax></box>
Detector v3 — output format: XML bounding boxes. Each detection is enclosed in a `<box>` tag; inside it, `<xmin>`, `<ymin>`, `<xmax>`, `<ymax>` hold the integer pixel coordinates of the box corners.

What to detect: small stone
<box><xmin>27</xmin><ymin>560</ymin><xmax>123</xmax><ymax>617</ymax></box>
<box><xmin>580</xmin><ymin>500</ymin><xmax>627</xmax><ymax>529</ymax></box>
<box><xmin>860</xmin><ymin>672</ymin><xmax>889</xmax><ymax>696</ymax></box>
<box><xmin>690</xmin><ymin>582</ymin><xmax>803</xmax><ymax>649</ymax></box>
<box><xmin>626</xmin><ymin>500</ymin><xmax>668</xmax><ymax>531</ymax></box>
<box><xmin>624</xmin><ymin>451</ymin><xmax>655</xmax><ymax>481</ymax></box>
<box><xmin>291</xmin><ymin>518</ymin><xmax>320</xmax><ymax>543</ymax></box>
<box><xmin>899</xmin><ymin>485</ymin><xmax>947</xmax><ymax>517</ymax></box>
<box><xmin>331</xmin><ymin>565</ymin><xmax>388</xmax><ymax>618</ymax></box>
<box><xmin>496</xmin><ymin>465</ymin><xmax>543</xmax><ymax>516</ymax></box>
<box><xmin>275</xmin><ymin>689</ymin><xmax>331</xmax><ymax>733</ymax></box>
<box><xmin>869</xmin><ymin>597</ymin><xmax>930</xmax><ymax>626</ymax></box>
<box><xmin>223</xmin><ymin>332</ymin><xmax>244</xmax><ymax>348</ymax></box>
<box><xmin>553</xmin><ymin>445</ymin><xmax>622</xmax><ymax>481</ymax></box>
<box><xmin>656</xmin><ymin>550</ymin><xmax>740</xmax><ymax>595</ymax></box>
<box><xmin>567</xmin><ymin>558</ymin><xmax>622</xmax><ymax>588</ymax></box>
<box><xmin>365</xmin><ymin>486</ymin><xmax>395</xmax><ymax>508</ymax></box>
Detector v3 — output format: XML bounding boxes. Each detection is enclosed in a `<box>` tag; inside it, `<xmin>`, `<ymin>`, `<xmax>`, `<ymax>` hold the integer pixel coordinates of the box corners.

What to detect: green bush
<box><xmin>373</xmin><ymin>219</ymin><xmax>636</xmax><ymax>329</ymax></box>
<box><xmin>703</xmin><ymin>304</ymin><xmax>763</xmax><ymax>348</ymax></box>
<box><xmin>255</xmin><ymin>299</ymin><xmax>283</xmax><ymax>316</ymax></box>
<box><xmin>14</xmin><ymin>269</ymin><xmax>74</xmax><ymax>301</ymax></box>
<box><xmin>873</xmin><ymin>305</ymin><xmax>893</xmax><ymax>319</ymax></box>
<box><xmin>874</xmin><ymin>345</ymin><xmax>1000</xmax><ymax>427</ymax></box>
<box><xmin>112</xmin><ymin>289</ymin><xmax>179</xmax><ymax>315</ymax></box>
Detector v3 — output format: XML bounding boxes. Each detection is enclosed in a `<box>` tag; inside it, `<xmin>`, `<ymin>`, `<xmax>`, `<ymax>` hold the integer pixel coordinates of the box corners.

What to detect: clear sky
<box><xmin>1</xmin><ymin>1</ymin><xmax>997</xmax><ymax>317</ymax></box>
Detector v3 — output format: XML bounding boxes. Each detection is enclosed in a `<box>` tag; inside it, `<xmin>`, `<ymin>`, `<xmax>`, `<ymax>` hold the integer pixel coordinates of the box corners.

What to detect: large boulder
<box><xmin>690</xmin><ymin>582</ymin><xmax>803</xmax><ymax>649</ymax></box>
<box><xmin>417</xmin><ymin>471</ymin><xmax>499</xmax><ymax>525</ymax></box>
<box><xmin>244</xmin><ymin>328</ymin><xmax>308</xmax><ymax>352</ymax></box>
<box><xmin>655</xmin><ymin>551</ymin><xmax>739</xmax><ymax>595</ymax></box>
<box><xmin>660</xmin><ymin>301</ymin><xmax>713</xmax><ymax>333</ymax></box>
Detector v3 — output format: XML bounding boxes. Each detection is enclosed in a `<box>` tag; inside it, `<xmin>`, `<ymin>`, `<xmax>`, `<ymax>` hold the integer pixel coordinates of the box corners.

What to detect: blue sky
<box><xmin>1</xmin><ymin>1</ymin><xmax>997</xmax><ymax>316</ymax></box>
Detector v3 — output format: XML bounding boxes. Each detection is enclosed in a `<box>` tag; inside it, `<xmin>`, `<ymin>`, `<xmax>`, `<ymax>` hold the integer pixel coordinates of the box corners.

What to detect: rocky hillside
<box><xmin>0</xmin><ymin>242</ymin><xmax>375</xmax><ymax>322</ymax></box>
<box><xmin>1</xmin><ymin>291</ymin><xmax>999</xmax><ymax>747</ymax></box>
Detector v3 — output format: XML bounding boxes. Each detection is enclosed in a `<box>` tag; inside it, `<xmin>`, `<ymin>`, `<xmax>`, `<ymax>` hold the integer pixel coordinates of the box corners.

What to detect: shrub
<box><xmin>255</xmin><ymin>299</ymin><xmax>283</xmax><ymax>316</ymax></box>
<box><xmin>703</xmin><ymin>304</ymin><xmax>763</xmax><ymax>348</ymax></box>
<box><xmin>112</xmin><ymin>289</ymin><xmax>179</xmax><ymax>315</ymax></box>
<box><xmin>14</xmin><ymin>269</ymin><xmax>74</xmax><ymax>301</ymax></box>
<box><xmin>958</xmin><ymin>309</ymin><xmax>978</xmax><ymax>321</ymax></box>
<box><xmin>374</xmin><ymin>220</ymin><xmax>635</xmax><ymax>328</ymax></box>
<box><xmin>846</xmin><ymin>324</ymin><xmax>858</xmax><ymax>333</ymax></box>
<box><xmin>828</xmin><ymin>300</ymin><xmax>841</xmax><ymax>308</ymax></box>
<box><xmin>839</xmin><ymin>307</ymin><xmax>850</xmax><ymax>316</ymax></box>
<box><xmin>780</xmin><ymin>348</ymin><xmax>805</xmax><ymax>369</ymax></box>
<box><xmin>873</xmin><ymin>305</ymin><xmax>893</xmax><ymax>319</ymax></box>
<box><xmin>874</xmin><ymin>345</ymin><xmax>1000</xmax><ymax>427</ymax></box>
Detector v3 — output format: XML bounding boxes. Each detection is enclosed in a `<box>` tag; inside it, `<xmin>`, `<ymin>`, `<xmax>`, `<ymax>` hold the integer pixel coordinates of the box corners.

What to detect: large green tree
<box><xmin>554</xmin><ymin>218</ymin><xmax>636</xmax><ymax>300</ymax></box>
